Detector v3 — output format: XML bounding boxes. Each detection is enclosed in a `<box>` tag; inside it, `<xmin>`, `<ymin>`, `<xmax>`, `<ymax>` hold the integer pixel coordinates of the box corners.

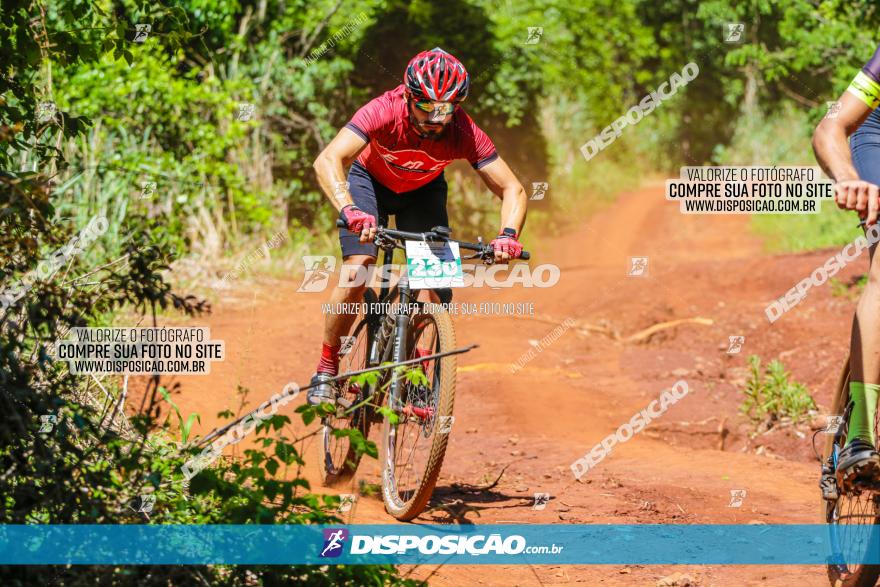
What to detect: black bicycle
<box><xmin>819</xmin><ymin>357</ymin><xmax>880</xmax><ymax>586</ymax></box>
<box><xmin>318</xmin><ymin>220</ymin><xmax>528</xmax><ymax>520</ymax></box>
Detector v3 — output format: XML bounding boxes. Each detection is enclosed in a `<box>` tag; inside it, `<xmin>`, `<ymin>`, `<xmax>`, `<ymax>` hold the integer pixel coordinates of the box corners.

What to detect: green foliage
<box><xmin>399</xmin><ymin>363</ymin><xmax>429</xmax><ymax>387</ymax></box>
<box><xmin>359</xmin><ymin>480</ymin><xmax>382</xmax><ymax>498</ymax></box>
<box><xmin>295</xmin><ymin>402</ymin><xmax>336</xmax><ymax>427</ymax></box>
<box><xmin>740</xmin><ymin>355</ymin><xmax>817</xmax><ymax>427</ymax></box>
<box><xmin>0</xmin><ymin>192</ymin><xmax>406</xmax><ymax>582</ymax></box>
<box><xmin>159</xmin><ymin>386</ymin><xmax>200</xmax><ymax>444</ymax></box>
<box><xmin>714</xmin><ymin>105</ymin><xmax>814</xmax><ymax>167</ymax></box>
<box><xmin>12</xmin><ymin>0</ymin><xmax>871</xmax><ymax>261</ymax></box>
<box><xmin>830</xmin><ymin>274</ymin><xmax>867</xmax><ymax>301</ymax></box>
<box><xmin>751</xmin><ymin>196</ymin><xmax>858</xmax><ymax>253</ymax></box>
<box><xmin>0</xmin><ymin>1</ymin><xmax>411</xmax><ymax>584</ymax></box>
<box><xmin>0</xmin><ymin>0</ymin><xmax>190</xmax><ymax>170</ymax></box>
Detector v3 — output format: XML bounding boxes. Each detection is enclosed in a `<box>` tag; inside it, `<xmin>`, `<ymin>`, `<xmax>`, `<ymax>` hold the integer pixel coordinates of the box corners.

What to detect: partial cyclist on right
<box><xmin>813</xmin><ymin>43</ymin><xmax>880</xmax><ymax>485</ymax></box>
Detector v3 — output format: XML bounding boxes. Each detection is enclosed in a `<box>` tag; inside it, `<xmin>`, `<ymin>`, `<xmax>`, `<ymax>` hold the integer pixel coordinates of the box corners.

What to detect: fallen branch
<box><xmin>510</xmin><ymin>314</ymin><xmax>618</xmax><ymax>339</ymax></box>
<box><xmin>451</xmin><ymin>462</ymin><xmax>512</xmax><ymax>494</ymax></box>
<box><xmin>647</xmin><ymin>426</ymin><xmax>721</xmax><ymax>435</ymax></box>
<box><xmin>625</xmin><ymin>317</ymin><xmax>713</xmax><ymax>343</ymax></box>
<box><xmin>423</xmin><ymin>498</ymin><xmax>484</xmax><ymax>520</ymax></box>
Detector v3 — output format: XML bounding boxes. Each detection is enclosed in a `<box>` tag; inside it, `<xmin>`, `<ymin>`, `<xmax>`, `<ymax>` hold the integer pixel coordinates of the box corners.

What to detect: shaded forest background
<box><xmin>9</xmin><ymin>0</ymin><xmax>880</xmax><ymax>263</ymax></box>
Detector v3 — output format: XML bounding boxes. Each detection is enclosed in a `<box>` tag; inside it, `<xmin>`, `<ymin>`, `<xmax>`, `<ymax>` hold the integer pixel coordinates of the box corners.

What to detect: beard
<box><xmin>418</xmin><ymin>124</ymin><xmax>445</xmax><ymax>139</ymax></box>
<box><xmin>409</xmin><ymin>112</ymin><xmax>447</xmax><ymax>140</ymax></box>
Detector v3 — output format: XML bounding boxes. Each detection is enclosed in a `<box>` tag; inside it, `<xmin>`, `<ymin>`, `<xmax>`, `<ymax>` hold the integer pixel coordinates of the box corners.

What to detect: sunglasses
<box><xmin>412</xmin><ymin>100</ymin><xmax>456</xmax><ymax>115</ymax></box>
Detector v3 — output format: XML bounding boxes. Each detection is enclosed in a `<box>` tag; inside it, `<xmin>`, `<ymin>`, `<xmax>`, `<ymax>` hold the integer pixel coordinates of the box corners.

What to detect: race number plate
<box><xmin>405</xmin><ymin>240</ymin><xmax>464</xmax><ymax>289</ymax></box>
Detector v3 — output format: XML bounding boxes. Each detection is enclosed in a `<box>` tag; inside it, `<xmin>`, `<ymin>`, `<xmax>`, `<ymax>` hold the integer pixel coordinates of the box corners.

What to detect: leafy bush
<box><xmin>740</xmin><ymin>355</ymin><xmax>816</xmax><ymax>427</ymax></box>
<box><xmin>0</xmin><ymin>188</ymin><xmax>411</xmax><ymax>583</ymax></box>
<box><xmin>831</xmin><ymin>274</ymin><xmax>868</xmax><ymax>302</ymax></box>
<box><xmin>0</xmin><ymin>2</ymin><xmax>412</xmax><ymax>584</ymax></box>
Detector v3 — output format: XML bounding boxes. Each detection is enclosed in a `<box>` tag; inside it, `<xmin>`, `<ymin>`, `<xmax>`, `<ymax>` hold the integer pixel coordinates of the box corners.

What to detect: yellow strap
<box><xmin>847</xmin><ymin>71</ymin><xmax>880</xmax><ymax>109</ymax></box>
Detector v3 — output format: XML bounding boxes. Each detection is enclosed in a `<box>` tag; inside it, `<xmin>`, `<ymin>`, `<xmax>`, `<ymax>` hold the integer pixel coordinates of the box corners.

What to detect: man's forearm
<box><xmin>814</xmin><ymin>123</ymin><xmax>860</xmax><ymax>182</ymax></box>
<box><xmin>499</xmin><ymin>185</ymin><xmax>527</xmax><ymax>234</ymax></box>
<box><xmin>313</xmin><ymin>154</ymin><xmax>354</xmax><ymax>212</ymax></box>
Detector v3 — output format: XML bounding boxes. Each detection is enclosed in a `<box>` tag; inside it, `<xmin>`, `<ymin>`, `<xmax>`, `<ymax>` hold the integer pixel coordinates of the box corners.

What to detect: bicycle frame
<box><xmin>359</xmin><ymin>244</ymin><xmax>410</xmax><ymax>421</ymax></box>
<box><xmin>341</xmin><ymin>220</ymin><xmax>529</xmax><ymax>416</ymax></box>
<box><xmin>332</xmin><ymin>219</ymin><xmax>530</xmax><ymax>519</ymax></box>
<box><xmin>363</xmin><ymin>239</ymin><xmax>449</xmax><ymax>419</ymax></box>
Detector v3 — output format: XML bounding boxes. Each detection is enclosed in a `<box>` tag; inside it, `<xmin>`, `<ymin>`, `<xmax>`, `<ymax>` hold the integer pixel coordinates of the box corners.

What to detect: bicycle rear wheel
<box><xmin>318</xmin><ymin>314</ymin><xmax>374</xmax><ymax>486</ymax></box>
<box><xmin>381</xmin><ymin>308</ymin><xmax>456</xmax><ymax>521</ymax></box>
<box><xmin>824</xmin><ymin>356</ymin><xmax>880</xmax><ymax>587</ymax></box>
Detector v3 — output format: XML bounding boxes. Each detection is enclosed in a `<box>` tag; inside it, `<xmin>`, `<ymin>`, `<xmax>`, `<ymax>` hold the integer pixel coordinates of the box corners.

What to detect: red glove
<box><xmin>340</xmin><ymin>205</ymin><xmax>376</xmax><ymax>234</ymax></box>
<box><xmin>490</xmin><ymin>230</ymin><xmax>523</xmax><ymax>259</ymax></box>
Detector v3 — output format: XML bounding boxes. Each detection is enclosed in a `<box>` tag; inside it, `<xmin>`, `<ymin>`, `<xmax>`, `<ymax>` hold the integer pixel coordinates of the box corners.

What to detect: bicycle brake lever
<box><xmin>374</xmin><ymin>234</ymin><xmax>395</xmax><ymax>250</ymax></box>
<box><xmin>470</xmin><ymin>237</ymin><xmax>491</xmax><ymax>264</ymax></box>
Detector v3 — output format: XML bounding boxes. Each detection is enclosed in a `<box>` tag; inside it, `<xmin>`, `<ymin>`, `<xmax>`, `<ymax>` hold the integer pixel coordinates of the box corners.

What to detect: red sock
<box><xmin>317</xmin><ymin>342</ymin><xmax>341</xmax><ymax>376</ymax></box>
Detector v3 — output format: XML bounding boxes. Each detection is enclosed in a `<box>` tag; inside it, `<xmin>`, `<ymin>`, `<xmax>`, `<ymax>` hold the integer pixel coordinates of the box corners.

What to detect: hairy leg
<box><xmin>849</xmin><ymin>242</ymin><xmax>880</xmax><ymax>445</ymax></box>
<box><xmin>323</xmin><ymin>254</ymin><xmax>375</xmax><ymax>346</ymax></box>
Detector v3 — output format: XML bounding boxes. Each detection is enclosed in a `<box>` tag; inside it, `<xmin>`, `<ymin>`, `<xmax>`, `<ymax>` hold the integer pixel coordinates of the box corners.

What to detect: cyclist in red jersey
<box><xmin>307</xmin><ymin>48</ymin><xmax>528</xmax><ymax>405</ymax></box>
<box><xmin>813</xmin><ymin>43</ymin><xmax>880</xmax><ymax>483</ymax></box>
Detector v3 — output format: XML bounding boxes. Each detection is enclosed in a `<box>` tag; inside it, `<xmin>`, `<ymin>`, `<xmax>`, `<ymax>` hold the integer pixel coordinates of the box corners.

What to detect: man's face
<box><xmin>407</xmin><ymin>95</ymin><xmax>455</xmax><ymax>138</ymax></box>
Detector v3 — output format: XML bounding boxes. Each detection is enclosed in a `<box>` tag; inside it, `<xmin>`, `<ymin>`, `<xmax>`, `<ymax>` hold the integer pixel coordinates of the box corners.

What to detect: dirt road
<box><xmin>153</xmin><ymin>182</ymin><xmax>867</xmax><ymax>585</ymax></box>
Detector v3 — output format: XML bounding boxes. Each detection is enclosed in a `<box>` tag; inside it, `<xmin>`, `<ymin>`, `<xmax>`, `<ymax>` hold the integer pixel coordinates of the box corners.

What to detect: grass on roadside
<box><xmin>830</xmin><ymin>274</ymin><xmax>867</xmax><ymax>300</ymax></box>
<box><xmin>740</xmin><ymin>354</ymin><xmax>817</xmax><ymax>429</ymax></box>
<box><xmin>751</xmin><ymin>203</ymin><xmax>859</xmax><ymax>253</ymax></box>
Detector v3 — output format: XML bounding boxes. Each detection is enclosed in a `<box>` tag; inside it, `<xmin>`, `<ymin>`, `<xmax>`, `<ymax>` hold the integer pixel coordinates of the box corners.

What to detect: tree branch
<box><xmin>298</xmin><ymin>0</ymin><xmax>345</xmax><ymax>59</ymax></box>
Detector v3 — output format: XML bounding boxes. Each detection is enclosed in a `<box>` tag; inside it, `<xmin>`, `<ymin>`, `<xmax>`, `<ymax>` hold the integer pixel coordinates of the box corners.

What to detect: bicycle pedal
<box><xmin>333</xmin><ymin>397</ymin><xmax>354</xmax><ymax>418</ymax></box>
<box><xmin>836</xmin><ymin>459</ymin><xmax>880</xmax><ymax>493</ymax></box>
<box><xmin>820</xmin><ymin>473</ymin><xmax>839</xmax><ymax>502</ymax></box>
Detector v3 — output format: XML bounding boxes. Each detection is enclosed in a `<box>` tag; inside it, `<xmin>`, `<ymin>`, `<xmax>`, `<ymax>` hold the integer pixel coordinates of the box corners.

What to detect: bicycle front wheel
<box><xmin>381</xmin><ymin>308</ymin><xmax>456</xmax><ymax>521</ymax></box>
<box><xmin>824</xmin><ymin>356</ymin><xmax>880</xmax><ymax>587</ymax></box>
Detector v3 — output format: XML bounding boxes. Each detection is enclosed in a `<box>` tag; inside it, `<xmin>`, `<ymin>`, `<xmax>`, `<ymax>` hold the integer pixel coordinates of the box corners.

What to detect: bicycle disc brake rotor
<box><xmin>397</xmin><ymin>380</ymin><xmax>434</xmax><ymax>435</ymax></box>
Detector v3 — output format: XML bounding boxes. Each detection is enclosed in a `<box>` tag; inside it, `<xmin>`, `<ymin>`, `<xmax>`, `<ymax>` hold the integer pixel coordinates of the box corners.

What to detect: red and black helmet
<box><xmin>404</xmin><ymin>47</ymin><xmax>470</xmax><ymax>102</ymax></box>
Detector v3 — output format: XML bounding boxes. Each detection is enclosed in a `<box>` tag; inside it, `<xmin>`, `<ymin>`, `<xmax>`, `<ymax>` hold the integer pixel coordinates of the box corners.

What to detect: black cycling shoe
<box><xmin>835</xmin><ymin>438</ymin><xmax>880</xmax><ymax>486</ymax></box>
<box><xmin>307</xmin><ymin>372</ymin><xmax>337</xmax><ymax>407</ymax></box>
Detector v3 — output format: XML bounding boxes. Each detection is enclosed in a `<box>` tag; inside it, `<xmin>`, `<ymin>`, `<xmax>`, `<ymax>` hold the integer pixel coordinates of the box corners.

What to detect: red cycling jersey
<box><xmin>344</xmin><ymin>84</ymin><xmax>498</xmax><ymax>194</ymax></box>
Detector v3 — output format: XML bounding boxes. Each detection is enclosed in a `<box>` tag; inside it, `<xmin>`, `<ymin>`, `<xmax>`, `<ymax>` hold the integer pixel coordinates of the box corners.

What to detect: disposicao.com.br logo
<box><xmin>320</xmin><ymin>528</ymin><xmax>349</xmax><ymax>558</ymax></box>
<box><xmin>329</xmin><ymin>532</ymin><xmax>563</xmax><ymax>556</ymax></box>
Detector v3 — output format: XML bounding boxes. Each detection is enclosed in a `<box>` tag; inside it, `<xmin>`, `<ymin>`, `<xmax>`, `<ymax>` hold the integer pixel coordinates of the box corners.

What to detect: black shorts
<box><xmin>852</xmin><ymin>108</ymin><xmax>880</xmax><ymax>185</ymax></box>
<box><xmin>339</xmin><ymin>162</ymin><xmax>449</xmax><ymax>258</ymax></box>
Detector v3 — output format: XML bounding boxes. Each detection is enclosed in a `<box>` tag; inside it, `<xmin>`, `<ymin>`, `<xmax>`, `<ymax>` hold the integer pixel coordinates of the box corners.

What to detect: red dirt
<box><xmin>136</xmin><ymin>182</ymin><xmax>869</xmax><ymax>586</ymax></box>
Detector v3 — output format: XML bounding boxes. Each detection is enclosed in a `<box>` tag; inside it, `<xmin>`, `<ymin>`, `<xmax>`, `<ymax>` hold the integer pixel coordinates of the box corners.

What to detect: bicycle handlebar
<box><xmin>335</xmin><ymin>218</ymin><xmax>530</xmax><ymax>261</ymax></box>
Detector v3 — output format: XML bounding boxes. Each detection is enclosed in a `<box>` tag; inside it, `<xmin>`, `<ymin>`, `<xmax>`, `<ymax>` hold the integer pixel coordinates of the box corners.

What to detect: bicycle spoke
<box><xmin>395</xmin><ymin>416</ymin><xmax>427</xmax><ymax>493</ymax></box>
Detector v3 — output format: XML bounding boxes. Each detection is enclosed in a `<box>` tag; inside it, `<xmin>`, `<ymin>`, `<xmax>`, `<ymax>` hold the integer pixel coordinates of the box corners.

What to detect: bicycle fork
<box><xmin>388</xmin><ymin>274</ymin><xmax>413</xmax><ymax>413</ymax></box>
<box><xmin>821</xmin><ymin>403</ymin><xmax>855</xmax><ymax>502</ymax></box>
<box><xmin>381</xmin><ymin>275</ymin><xmax>413</xmax><ymax>490</ymax></box>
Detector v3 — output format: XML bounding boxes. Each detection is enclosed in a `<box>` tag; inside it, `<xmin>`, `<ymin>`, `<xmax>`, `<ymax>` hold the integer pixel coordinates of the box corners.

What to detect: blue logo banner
<box><xmin>0</xmin><ymin>524</ymin><xmax>877</xmax><ymax>565</ymax></box>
